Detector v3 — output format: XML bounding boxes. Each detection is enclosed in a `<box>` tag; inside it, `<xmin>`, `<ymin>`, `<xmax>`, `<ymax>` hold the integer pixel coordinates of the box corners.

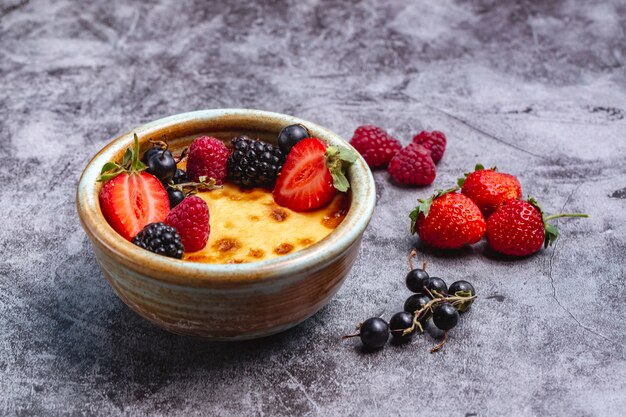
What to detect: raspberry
<box><xmin>165</xmin><ymin>195</ymin><xmax>210</xmax><ymax>252</ymax></box>
<box><xmin>132</xmin><ymin>222</ymin><xmax>184</xmax><ymax>259</ymax></box>
<box><xmin>388</xmin><ymin>143</ymin><xmax>436</xmax><ymax>186</ymax></box>
<box><xmin>412</xmin><ymin>130</ymin><xmax>446</xmax><ymax>163</ymax></box>
<box><xmin>186</xmin><ymin>136</ymin><xmax>229</xmax><ymax>183</ymax></box>
<box><xmin>350</xmin><ymin>125</ymin><xmax>402</xmax><ymax>168</ymax></box>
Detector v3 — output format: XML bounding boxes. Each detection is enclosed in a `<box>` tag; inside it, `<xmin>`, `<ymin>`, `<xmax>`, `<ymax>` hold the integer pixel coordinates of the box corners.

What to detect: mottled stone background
<box><xmin>1</xmin><ymin>0</ymin><xmax>625</xmax><ymax>416</ymax></box>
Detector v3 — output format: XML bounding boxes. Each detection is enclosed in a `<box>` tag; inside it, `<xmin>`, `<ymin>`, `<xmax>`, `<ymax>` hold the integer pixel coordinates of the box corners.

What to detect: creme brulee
<box><xmin>183</xmin><ymin>183</ymin><xmax>349</xmax><ymax>263</ymax></box>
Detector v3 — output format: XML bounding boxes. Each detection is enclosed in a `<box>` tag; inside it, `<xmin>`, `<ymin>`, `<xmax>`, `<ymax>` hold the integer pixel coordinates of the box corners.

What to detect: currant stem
<box><xmin>431</xmin><ymin>331</ymin><xmax>448</xmax><ymax>353</ymax></box>
<box><xmin>148</xmin><ymin>138</ymin><xmax>168</xmax><ymax>150</ymax></box>
<box><xmin>405</xmin><ymin>293</ymin><xmax>477</xmax><ymax>337</ymax></box>
<box><xmin>544</xmin><ymin>213</ymin><xmax>589</xmax><ymax>221</ymax></box>
<box><xmin>341</xmin><ymin>333</ymin><xmax>360</xmax><ymax>339</ymax></box>
<box><xmin>175</xmin><ymin>147</ymin><xmax>189</xmax><ymax>163</ymax></box>
<box><xmin>408</xmin><ymin>249</ymin><xmax>417</xmax><ymax>270</ymax></box>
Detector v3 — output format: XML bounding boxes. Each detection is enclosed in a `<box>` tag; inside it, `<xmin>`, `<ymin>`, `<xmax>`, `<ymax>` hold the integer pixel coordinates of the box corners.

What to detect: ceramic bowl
<box><xmin>76</xmin><ymin>109</ymin><xmax>376</xmax><ymax>340</ymax></box>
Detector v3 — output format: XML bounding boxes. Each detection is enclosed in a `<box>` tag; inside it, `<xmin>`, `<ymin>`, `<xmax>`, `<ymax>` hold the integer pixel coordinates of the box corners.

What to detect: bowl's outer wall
<box><xmin>77</xmin><ymin>109</ymin><xmax>376</xmax><ymax>339</ymax></box>
<box><xmin>93</xmin><ymin>233</ymin><xmax>362</xmax><ymax>340</ymax></box>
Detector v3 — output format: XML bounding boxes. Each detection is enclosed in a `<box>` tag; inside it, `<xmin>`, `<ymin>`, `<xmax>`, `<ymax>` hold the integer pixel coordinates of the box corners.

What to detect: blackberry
<box><xmin>132</xmin><ymin>222</ymin><xmax>184</xmax><ymax>259</ymax></box>
<box><xmin>227</xmin><ymin>136</ymin><xmax>284</xmax><ymax>188</ymax></box>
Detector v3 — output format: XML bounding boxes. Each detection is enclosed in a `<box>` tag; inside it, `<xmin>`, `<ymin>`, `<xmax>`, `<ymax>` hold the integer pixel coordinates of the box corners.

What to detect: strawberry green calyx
<box><xmin>527</xmin><ymin>196</ymin><xmax>589</xmax><ymax>248</ymax></box>
<box><xmin>97</xmin><ymin>133</ymin><xmax>146</xmax><ymax>182</ymax></box>
<box><xmin>325</xmin><ymin>145</ymin><xmax>357</xmax><ymax>192</ymax></box>
<box><xmin>456</xmin><ymin>163</ymin><xmax>497</xmax><ymax>187</ymax></box>
<box><xmin>409</xmin><ymin>187</ymin><xmax>458</xmax><ymax>234</ymax></box>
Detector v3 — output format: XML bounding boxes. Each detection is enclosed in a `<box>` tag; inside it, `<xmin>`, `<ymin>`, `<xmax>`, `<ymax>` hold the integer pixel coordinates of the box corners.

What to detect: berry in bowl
<box><xmin>76</xmin><ymin>109</ymin><xmax>376</xmax><ymax>340</ymax></box>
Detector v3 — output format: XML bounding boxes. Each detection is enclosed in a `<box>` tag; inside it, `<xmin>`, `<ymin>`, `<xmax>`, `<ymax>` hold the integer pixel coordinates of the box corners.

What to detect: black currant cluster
<box><xmin>344</xmin><ymin>251</ymin><xmax>476</xmax><ymax>353</ymax></box>
<box><xmin>141</xmin><ymin>142</ymin><xmax>187</xmax><ymax>208</ymax></box>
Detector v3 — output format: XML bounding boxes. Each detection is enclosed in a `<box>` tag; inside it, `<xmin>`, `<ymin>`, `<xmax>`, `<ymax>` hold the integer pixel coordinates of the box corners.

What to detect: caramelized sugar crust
<box><xmin>184</xmin><ymin>183</ymin><xmax>349</xmax><ymax>264</ymax></box>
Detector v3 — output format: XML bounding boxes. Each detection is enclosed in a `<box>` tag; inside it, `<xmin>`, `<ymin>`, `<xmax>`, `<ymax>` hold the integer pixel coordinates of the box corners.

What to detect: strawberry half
<box><xmin>273</xmin><ymin>138</ymin><xmax>356</xmax><ymax>212</ymax></box>
<box><xmin>98</xmin><ymin>134</ymin><xmax>170</xmax><ymax>241</ymax></box>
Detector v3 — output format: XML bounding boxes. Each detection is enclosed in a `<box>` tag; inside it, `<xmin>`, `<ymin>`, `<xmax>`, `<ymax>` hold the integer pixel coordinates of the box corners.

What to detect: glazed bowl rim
<box><xmin>76</xmin><ymin>109</ymin><xmax>376</xmax><ymax>285</ymax></box>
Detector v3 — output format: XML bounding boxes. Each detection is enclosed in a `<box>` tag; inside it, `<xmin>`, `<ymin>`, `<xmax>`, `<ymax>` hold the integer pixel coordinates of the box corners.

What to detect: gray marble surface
<box><xmin>2</xmin><ymin>0</ymin><xmax>626</xmax><ymax>416</ymax></box>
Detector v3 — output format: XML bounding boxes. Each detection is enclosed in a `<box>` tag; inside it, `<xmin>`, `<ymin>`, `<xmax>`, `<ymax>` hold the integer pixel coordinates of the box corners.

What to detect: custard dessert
<box><xmin>97</xmin><ymin>127</ymin><xmax>356</xmax><ymax>262</ymax></box>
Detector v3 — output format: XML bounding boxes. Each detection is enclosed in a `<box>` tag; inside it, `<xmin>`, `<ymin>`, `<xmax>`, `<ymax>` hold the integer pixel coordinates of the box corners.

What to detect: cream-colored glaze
<box><xmin>187</xmin><ymin>184</ymin><xmax>349</xmax><ymax>264</ymax></box>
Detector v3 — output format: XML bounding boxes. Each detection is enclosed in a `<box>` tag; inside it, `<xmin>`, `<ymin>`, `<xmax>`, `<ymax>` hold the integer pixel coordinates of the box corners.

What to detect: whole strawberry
<box><xmin>410</xmin><ymin>189</ymin><xmax>486</xmax><ymax>249</ymax></box>
<box><xmin>186</xmin><ymin>136</ymin><xmax>229</xmax><ymax>183</ymax></box>
<box><xmin>412</xmin><ymin>130</ymin><xmax>446</xmax><ymax>163</ymax></box>
<box><xmin>459</xmin><ymin>164</ymin><xmax>522</xmax><ymax>217</ymax></box>
<box><xmin>388</xmin><ymin>143</ymin><xmax>436</xmax><ymax>186</ymax></box>
<box><xmin>487</xmin><ymin>198</ymin><xmax>588</xmax><ymax>256</ymax></box>
<box><xmin>350</xmin><ymin>125</ymin><xmax>402</xmax><ymax>168</ymax></box>
<box><xmin>165</xmin><ymin>195</ymin><xmax>210</xmax><ymax>252</ymax></box>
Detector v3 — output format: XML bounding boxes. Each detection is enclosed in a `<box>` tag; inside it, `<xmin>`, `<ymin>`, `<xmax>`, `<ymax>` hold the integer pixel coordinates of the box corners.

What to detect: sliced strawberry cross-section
<box><xmin>273</xmin><ymin>138</ymin><xmax>356</xmax><ymax>212</ymax></box>
<box><xmin>98</xmin><ymin>134</ymin><xmax>170</xmax><ymax>241</ymax></box>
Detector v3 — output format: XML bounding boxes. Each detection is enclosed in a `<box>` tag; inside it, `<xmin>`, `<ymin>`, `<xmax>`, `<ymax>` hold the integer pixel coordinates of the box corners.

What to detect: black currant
<box><xmin>404</xmin><ymin>293</ymin><xmax>432</xmax><ymax>315</ymax></box>
<box><xmin>167</xmin><ymin>187</ymin><xmax>185</xmax><ymax>209</ymax></box>
<box><xmin>424</xmin><ymin>277</ymin><xmax>447</xmax><ymax>295</ymax></box>
<box><xmin>146</xmin><ymin>149</ymin><xmax>177</xmax><ymax>182</ymax></box>
<box><xmin>141</xmin><ymin>147</ymin><xmax>163</xmax><ymax>164</ymax></box>
<box><xmin>448</xmin><ymin>280</ymin><xmax>476</xmax><ymax>312</ymax></box>
<box><xmin>277</xmin><ymin>124</ymin><xmax>310</xmax><ymax>154</ymax></box>
<box><xmin>432</xmin><ymin>304</ymin><xmax>459</xmax><ymax>331</ymax></box>
<box><xmin>405</xmin><ymin>268</ymin><xmax>429</xmax><ymax>293</ymax></box>
<box><xmin>172</xmin><ymin>169</ymin><xmax>188</xmax><ymax>184</ymax></box>
<box><xmin>359</xmin><ymin>317</ymin><xmax>389</xmax><ymax>349</ymax></box>
<box><xmin>448</xmin><ymin>280</ymin><xmax>475</xmax><ymax>296</ymax></box>
<box><xmin>389</xmin><ymin>311</ymin><xmax>415</xmax><ymax>342</ymax></box>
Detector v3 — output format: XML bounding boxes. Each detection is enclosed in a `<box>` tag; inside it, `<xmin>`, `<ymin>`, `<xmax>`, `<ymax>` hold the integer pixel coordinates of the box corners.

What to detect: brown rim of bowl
<box><xmin>76</xmin><ymin>109</ymin><xmax>376</xmax><ymax>286</ymax></box>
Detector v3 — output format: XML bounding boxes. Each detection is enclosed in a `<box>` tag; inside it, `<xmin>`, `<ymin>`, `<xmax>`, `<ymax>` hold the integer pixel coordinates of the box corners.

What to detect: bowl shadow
<box><xmin>33</xmin><ymin>248</ymin><xmax>334</xmax><ymax>403</ymax></box>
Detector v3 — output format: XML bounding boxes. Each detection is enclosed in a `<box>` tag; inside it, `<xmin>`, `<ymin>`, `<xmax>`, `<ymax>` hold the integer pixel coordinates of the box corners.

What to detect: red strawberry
<box><xmin>412</xmin><ymin>130</ymin><xmax>446</xmax><ymax>163</ymax></box>
<box><xmin>273</xmin><ymin>138</ymin><xmax>356</xmax><ymax>212</ymax></box>
<box><xmin>410</xmin><ymin>189</ymin><xmax>486</xmax><ymax>249</ymax></box>
<box><xmin>165</xmin><ymin>195</ymin><xmax>210</xmax><ymax>252</ymax></box>
<box><xmin>459</xmin><ymin>164</ymin><xmax>522</xmax><ymax>217</ymax></box>
<box><xmin>388</xmin><ymin>143</ymin><xmax>436</xmax><ymax>186</ymax></box>
<box><xmin>350</xmin><ymin>125</ymin><xmax>402</xmax><ymax>168</ymax></box>
<box><xmin>186</xmin><ymin>136</ymin><xmax>229</xmax><ymax>183</ymax></box>
<box><xmin>98</xmin><ymin>134</ymin><xmax>170</xmax><ymax>241</ymax></box>
<box><xmin>487</xmin><ymin>198</ymin><xmax>588</xmax><ymax>256</ymax></box>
